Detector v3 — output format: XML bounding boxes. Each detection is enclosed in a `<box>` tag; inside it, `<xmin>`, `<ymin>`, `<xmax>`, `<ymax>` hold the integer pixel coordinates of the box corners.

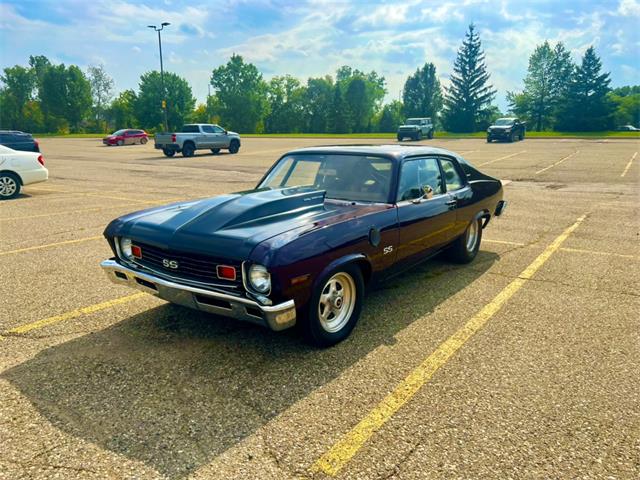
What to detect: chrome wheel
<box><xmin>0</xmin><ymin>175</ymin><xmax>18</xmax><ymax>197</ymax></box>
<box><xmin>466</xmin><ymin>219</ymin><xmax>479</xmax><ymax>252</ymax></box>
<box><xmin>318</xmin><ymin>272</ymin><xmax>356</xmax><ymax>333</ymax></box>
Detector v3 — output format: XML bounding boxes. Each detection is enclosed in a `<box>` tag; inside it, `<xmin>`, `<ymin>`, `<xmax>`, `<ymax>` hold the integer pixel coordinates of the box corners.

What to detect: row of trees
<box><xmin>1</xmin><ymin>25</ymin><xmax>637</xmax><ymax>134</ymax></box>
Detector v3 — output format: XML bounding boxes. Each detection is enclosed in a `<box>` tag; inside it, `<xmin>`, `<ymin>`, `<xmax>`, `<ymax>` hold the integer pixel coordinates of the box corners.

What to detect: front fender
<box><xmin>311</xmin><ymin>253</ymin><xmax>370</xmax><ymax>291</ymax></box>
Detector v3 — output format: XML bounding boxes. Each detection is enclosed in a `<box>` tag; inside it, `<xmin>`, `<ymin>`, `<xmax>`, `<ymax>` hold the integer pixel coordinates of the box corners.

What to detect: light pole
<box><xmin>147</xmin><ymin>22</ymin><xmax>170</xmax><ymax>131</ymax></box>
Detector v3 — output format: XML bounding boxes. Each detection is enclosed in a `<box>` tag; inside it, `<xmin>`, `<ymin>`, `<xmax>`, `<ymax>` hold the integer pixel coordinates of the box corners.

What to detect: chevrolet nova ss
<box><xmin>101</xmin><ymin>145</ymin><xmax>506</xmax><ymax>346</ymax></box>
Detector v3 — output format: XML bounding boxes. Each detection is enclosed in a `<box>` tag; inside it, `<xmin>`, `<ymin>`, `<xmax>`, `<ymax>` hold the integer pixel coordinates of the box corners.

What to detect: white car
<box><xmin>0</xmin><ymin>144</ymin><xmax>48</xmax><ymax>199</ymax></box>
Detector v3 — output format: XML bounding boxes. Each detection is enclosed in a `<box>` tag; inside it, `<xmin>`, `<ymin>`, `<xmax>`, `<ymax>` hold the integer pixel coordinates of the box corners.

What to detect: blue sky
<box><xmin>1</xmin><ymin>0</ymin><xmax>639</xmax><ymax>110</ymax></box>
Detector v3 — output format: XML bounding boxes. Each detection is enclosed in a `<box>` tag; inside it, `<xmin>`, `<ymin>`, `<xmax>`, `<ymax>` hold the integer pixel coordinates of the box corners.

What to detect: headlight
<box><xmin>119</xmin><ymin>237</ymin><xmax>133</xmax><ymax>259</ymax></box>
<box><xmin>248</xmin><ymin>264</ymin><xmax>271</xmax><ymax>293</ymax></box>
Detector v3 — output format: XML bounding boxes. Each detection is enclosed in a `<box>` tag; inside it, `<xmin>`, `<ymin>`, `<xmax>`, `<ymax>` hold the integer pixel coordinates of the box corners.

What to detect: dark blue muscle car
<box><xmin>101</xmin><ymin>145</ymin><xmax>506</xmax><ymax>346</ymax></box>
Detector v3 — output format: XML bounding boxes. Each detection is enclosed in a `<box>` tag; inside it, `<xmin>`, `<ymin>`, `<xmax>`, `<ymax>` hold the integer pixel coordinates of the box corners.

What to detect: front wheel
<box><xmin>397</xmin><ymin>135</ymin><xmax>403</xmax><ymax>142</ymax></box>
<box><xmin>428</xmin><ymin>130</ymin><xmax>434</xmax><ymax>139</ymax></box>
<box><xmin>519</xmin><ymin>132</ymin><xmax>524</xmax><ymax>141</ymax></box>
<box><xmin>510</xmin><ymin>132</ymin><xmax>516</xmax><ymax>143</ymax></box>
<box><xmin>0</xmin><ymin>172</ymin><xmax>21</xmax><ymax>199</ymax></box>
<box><xmin>486</xmin><ymin>137</ymin><xmax>492</xmax><ymax>143</ymax></box>
<box><xmin>416</xmin><ymin>131</ymin><xmax>422</xmax><ymax>141</ymax></box>
<box><xmin>117</xmin><ymin>140</ymin><xmax>124</xmax><ymax>146</ymax></box>
<box><xmin>228</xmin><ymin>140</ymin><xmax>240</xmax><ymax>154</ymax></box>
<box><xmin>302</xmin><ymin>265</ymin><xmax>364</xmax><ymax>347</ymax></box>
<box><xmin>162</xmin><ymin>148</ymin><xmax>175</xmax><ymax>157</ymax></box>
<box><xmin>140</xmin><ymin>137</ymin><xmax>148</xmax><ymax>145</ymax></box>
<box><xmin>446</xmin><ymin>217</ymin><xmax>483</xmax><ymax>264</ymax></box>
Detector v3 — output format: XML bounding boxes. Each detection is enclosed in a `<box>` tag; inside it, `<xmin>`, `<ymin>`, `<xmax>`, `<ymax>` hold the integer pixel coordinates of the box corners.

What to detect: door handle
<box><xmin>445</xmin><ymin>198</ymin><xmax>457</xmax><ymax>206</ymax></box>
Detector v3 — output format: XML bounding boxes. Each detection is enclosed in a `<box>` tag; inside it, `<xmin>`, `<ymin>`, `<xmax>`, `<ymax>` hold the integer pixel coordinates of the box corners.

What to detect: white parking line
<box><xmin>621</xmin><ymin>152</ymin><xmax>637</xmax><ymax>177</ymax></box>
<box><xmin>535</xmin><ymin>150</ymin><xmax>579</xmax><ymax>175</ymax></box>
<box><xmin>477</xmin><ymin>150</ymin><xmax>526</xmax><ymax>167</ymax></box>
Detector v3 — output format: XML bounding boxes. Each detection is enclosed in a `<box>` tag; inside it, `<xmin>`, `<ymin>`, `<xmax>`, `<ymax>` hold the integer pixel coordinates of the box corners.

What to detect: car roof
<box><xmin>283</xmin><ymin>144</ymin><xmax>461</xmax><ymax>163</ymax></box>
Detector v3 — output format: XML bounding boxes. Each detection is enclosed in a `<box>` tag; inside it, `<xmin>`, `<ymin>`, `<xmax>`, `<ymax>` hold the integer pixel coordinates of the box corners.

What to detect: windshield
<box><xmin>406</xmin><ymin>119</ymin><xmax>422</xmax><ymax>125</ymax></box>
<box><xmin>259</xmin><ymin>154</ymin><xmax>393</xmax><ymax>203</ymax></box>
<box><xmin>112</xmin><ymin>129</ymin><xmax>126</xmax><ymax>135</ymax></box>
<box><xmin>494</xmin><ymin>119</ymin><xmax>514</xmax><ymax>126</ymax></box>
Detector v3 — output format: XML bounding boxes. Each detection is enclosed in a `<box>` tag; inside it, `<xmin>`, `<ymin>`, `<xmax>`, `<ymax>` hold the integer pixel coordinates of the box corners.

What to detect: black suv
<box><xmin>0</xmin><ymin>131</ymin><xmax>40</xmax><ymax>152</ymax></box>
<box><xmin>486</xmin><ymin>118</ymin><xmax>525</xmax><ymax>143</ymax></box>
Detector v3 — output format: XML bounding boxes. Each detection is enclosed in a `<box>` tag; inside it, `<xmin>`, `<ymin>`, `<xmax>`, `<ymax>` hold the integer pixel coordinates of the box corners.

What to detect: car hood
<box><xmin>104</xmin><ymin>187</ymin><xmax>378</xmax><ymax>261</ymax></box>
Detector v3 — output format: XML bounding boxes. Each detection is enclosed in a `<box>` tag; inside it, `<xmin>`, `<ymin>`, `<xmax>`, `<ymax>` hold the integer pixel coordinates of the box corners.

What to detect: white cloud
<box><xmin>618</xmin><ymin>0</ymin><xmax>640</xmax><ymax>16</ymax></box>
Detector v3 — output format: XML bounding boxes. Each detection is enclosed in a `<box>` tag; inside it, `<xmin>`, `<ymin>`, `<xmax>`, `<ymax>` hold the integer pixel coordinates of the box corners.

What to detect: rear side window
<box><xmin>440</xmin><ymin>158</ymin><xmax>464</xmax><ymax>191</ymax></box>
<box><xmin>181</xmin><ymin>125</ymin><xmax>200</xmax><ymax>133</ymax></box>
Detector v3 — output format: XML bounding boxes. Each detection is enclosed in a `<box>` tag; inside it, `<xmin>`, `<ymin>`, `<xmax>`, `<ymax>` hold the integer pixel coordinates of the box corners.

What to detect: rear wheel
<box><xmin>162</xmin><ymin>148</ymin><xmax>175</xmax><ymax>157</ymax></box>
<box><xmin>446</xmin><ymin>217</ymin><xmax>483</xmax><ymax>264</ymax></box>
<box><xmin>0</xmin><ymin>172</ymin><xmax>21</xmax><ymax>199</ymax></box>
<box><xmin>182</xmin><ymin>142</ymin><xmax>195</xmax><ymax>157</ymax></box>
<box><xmin>302</xmin><ymin>264</ymin><xmax>364</xmax><ymax>347</ymax></box>
<box><xmin>140</xmin><ymin>137</ymin><xmax>148</xmax><ymax>145</ymax></box>
<box><xmin>229</xmin><ymin>140</ymin><xmax>240</xmax><ymax>154</ymax></box>
<box><xmin>211</xmin><ymin>148</ymin><xmax>221</xmax><ymax>154</ymax></box>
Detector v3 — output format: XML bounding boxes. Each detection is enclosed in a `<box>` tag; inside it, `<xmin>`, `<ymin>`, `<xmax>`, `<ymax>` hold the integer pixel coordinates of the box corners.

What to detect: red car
<box><xmin>103</xmin><ymin>129</ymin><xmax>149</xmax><ymax>146</ymax></box>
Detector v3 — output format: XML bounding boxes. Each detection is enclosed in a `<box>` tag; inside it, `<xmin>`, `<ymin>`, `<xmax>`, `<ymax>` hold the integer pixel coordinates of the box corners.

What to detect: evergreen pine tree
<box><xmin>556</xmin><ymin>46</ymin><xmax>614</xmax><ymax>131</ymax></box>
<box><xmin>443</xmin><ymin>24</ymin><xmax>496</xmax><ymax>132</ymax></box>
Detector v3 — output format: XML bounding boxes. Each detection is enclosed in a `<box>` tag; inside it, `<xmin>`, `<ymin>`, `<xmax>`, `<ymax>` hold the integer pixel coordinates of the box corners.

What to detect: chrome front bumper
<box><xmin>100</xmin><ymin>259</ymin><xmax>296</xmax><ymax>331</ymax></box>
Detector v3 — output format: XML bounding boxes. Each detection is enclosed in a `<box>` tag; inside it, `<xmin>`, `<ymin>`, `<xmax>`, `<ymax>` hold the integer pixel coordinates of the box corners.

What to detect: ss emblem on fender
<box><xmin>383</xmin><ymin>245</ymin><xmax>394</xmax><ymax>255</ymax></box>
<box><xmin>162</xmin><ymin>259</ymin><xmax>179</xmax><ymax>269</ymax></box>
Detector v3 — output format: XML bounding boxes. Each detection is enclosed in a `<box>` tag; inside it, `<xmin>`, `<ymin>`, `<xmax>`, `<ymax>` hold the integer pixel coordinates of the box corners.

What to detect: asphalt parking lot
<box><xmin>1</xmin><ymin>136</ymin><xmax>638</xmax><ymax>479</ymax></box>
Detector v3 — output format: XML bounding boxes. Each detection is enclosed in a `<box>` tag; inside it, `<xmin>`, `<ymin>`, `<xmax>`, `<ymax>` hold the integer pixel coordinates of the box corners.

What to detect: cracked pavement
<box><xmin>1</xmin><ymin>137</ymin><xmax>638</xmax><ymax>479</ymax></box>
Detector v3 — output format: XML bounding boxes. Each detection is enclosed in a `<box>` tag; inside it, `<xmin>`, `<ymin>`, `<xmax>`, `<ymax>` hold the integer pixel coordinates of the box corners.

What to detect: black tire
<box><xmin>509</xmin><ymin>132</ymin><xmax>516</xmax><ymax>143</ymax></box>
<box><xmin>0</xmin><ymin>172</ymin><xmax>21</xmax><ymax>200</ymax></box>
<box><xmin>182</xmin><ymin>142</ymin><xmax>195</xmax><ymax>157</ymax></box>
<box><xmin>519</xmin><ymin>132</ymin><xmax>524</xmax><ymax>141</ymax></box>
<box><xmin>416</xmin><ymin>131</ymin><xmax>422</xmax><ymax>141</ymax></box>
<box><xmin>211</xmin><ymin>148</ymin><xmax>221</xmax><ymax>154</ymax></box>
<box><xmin>301</xmin><ymin>263</ymin><xmax>365</xmax><ymax>347</ymax></box>
<box><xmin>446</xmin><ymin>217</ymin><xmax>483</xmax><ymax>264</ymax></box>
<box><xmin>229</xmin><ymin>140</ymin><xmax>240</xmax><ymax>154</ymax></box>
<box><xmin>117</xmin><ymin>140</ymin><xmax>124</xmax><ymax>146</ymax></box>
<box><xmin>140</xmin><ymin>137</ymin><xmax>148</xmax><ymax>145</ymax></box>
<box><xmin>428</xmin><ymin>130</ymin><xmax>434</xmax><ymax>139</ymax></box>
<box><xmin>397</xmin><ymin>135</ymin><xmax>403</xmax><ymax>142</ymax></box>
<box><xmin>486</xmin><ymin>137</ymin><xmax>492</xmax><ymax>143</ymax></box>
<box><xmin>162</xmin><ymin>148</ymin><xmax>175</xmax><ymax>157</ymax></box>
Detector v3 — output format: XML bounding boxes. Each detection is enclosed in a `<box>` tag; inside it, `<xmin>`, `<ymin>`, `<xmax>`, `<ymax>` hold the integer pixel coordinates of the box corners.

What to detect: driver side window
<box><xmin>397</xmin><ymin>158</ymin><xmax>443</xmax><ymax>202</ymax></box>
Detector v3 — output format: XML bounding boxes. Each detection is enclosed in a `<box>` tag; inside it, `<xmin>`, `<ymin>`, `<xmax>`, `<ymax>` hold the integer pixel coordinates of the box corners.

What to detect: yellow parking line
<box><xmin>477</xmin><ymin>150</ymin><xmax>526</xmax><ymax>167</ymax></box>
<box><xmin>483</xmin><ymin>239</ymin><xmax>525</xmax><ymax>246</ymax></box>
<box><xmin>535</xmin><ymin>150</ymin><xmax>579</xmax><ymax>175</ymax></box>
<box><xmin>5</xmin><ymin>293</ymin><xmax>146</xmax><ymax>335</ymax></box>
<box><xmin>621</xmin><ymin>152</ymin><xmax>637</xmax><ymax>177</ymax></box>
<box><xmin>0</xmin><ymin>236</ymin><xmax>103</xmax><ymax>256</ymax></box>
<box><xmin>310</xmin><ymin>214</ymin><xmax>587</xmax><ymax>476</ymax></box>
<box><xmin>0</xmin><ymin>205</ymin><xmax>127</xmax><ymax>221</ymax></box>
<box><xmin>560</xmin><ymin>246</ymin><xmax>639</xmax><ymax>260</ymax></box>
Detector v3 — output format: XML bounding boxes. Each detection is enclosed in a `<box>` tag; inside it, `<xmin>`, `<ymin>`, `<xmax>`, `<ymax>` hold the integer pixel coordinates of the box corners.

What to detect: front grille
<box><xmin>131</xmin><ymin>242</ymin><xmax>242</xmax><ymax>288</ymax></box>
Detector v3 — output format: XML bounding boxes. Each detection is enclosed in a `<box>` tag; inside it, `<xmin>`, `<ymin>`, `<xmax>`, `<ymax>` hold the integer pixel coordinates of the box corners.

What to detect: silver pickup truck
<box><xmin>155</xmin><ymin>123</ymin><xmax>241</xmax><ymax>157</ymax></box>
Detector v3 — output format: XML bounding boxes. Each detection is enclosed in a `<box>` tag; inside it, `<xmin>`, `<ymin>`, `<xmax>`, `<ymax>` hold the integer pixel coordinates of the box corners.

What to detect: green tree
<box><xmin>335</xmin><ymin>66</ymin><xmax>386</xmax><ymax>132</ymax></box>
<box><xmin>376</xmin><ymin>101</ymin><xmax>404</xmax><ymax>132</ymax></box>
<box><xmin>265</xmin><ymin>75</ymin><xmax>306</xmax><ymax>133</ymax></box>
<box><xmin>87</xmin><ymin>64</ymin><xmax>114</xmax><ymax>131</ymax></box>
<box><xmin>330</xmin><ymin>85</ymin><xmax>351</xmax><ymax>133</ymax></box>
<box><xmin>549</xmin><ymin>42</ymin><xmax>574</xmax><ymax>126</ymax></box>
<box><xmin>304</xmin><ymin>76</ymin><xmax>334</xmax><ymax>133</ymax></box>
<box><xmin>28</xmin><ymin>55</ymin><xmax>52</xmax><ymax>100</ymax></box>
<box><xmin>555</xmin><ymin>46</ymin><xmax>614</xmax><ymax>131</ymax></box>
<box><xmin>0</xmin><ymin>65</ymin><xmax>35</xmax><ymax>129</ymax></box>
<box><xmin>210</xmin><ymin>55</ymin><xmax>269</xmax><ymax>133</ymax></box>
<box><xmin>136</xmin><ymin>71</ymin><xmax>196</xmax><ymax>131</ymax></box>
<box><xmin>108</xmin><ymin>89</ymin><xmax>137</xmax><ymax>129</ymax></box>
<box><xmin>609</xmin><ymin>91</ymin><xmax>640</xmax><ymax>127</ymax></box>
<box><xmin>443</xmin><ymin>24</ymin><xmax>496</xmax><ymax>132</ymax></box>
<box><xmin>40</xmin><ymin>64</ymin><xmax>92</xmax><ymax>132</ymax></box>
<box><xmin>402</xmin><ymin>62</ymin><xmax>443</xmax><ymax>121</ymax></box>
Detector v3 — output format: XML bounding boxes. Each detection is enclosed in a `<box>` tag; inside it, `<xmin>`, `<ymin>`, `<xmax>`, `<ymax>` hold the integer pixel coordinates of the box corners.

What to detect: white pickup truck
<box><xmin>154</xmin><ymin>123</ymin><xmax>241</xmax><ymax>157</ymax></box>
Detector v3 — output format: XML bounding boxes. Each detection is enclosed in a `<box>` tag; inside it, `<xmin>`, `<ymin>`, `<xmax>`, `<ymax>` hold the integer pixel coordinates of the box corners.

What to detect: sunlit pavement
<box><xmin>1</xmin><ymin>137</ymin><xmax>638</xmax><ymax>479</ymax></box>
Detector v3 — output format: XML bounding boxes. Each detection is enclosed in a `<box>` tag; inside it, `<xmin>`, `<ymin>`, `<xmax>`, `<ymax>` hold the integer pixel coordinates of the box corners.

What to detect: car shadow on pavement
<box><xmin>3</xmin><ymin>252</ymin><xmax>497</xmax><ymax>479</ymax></box>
